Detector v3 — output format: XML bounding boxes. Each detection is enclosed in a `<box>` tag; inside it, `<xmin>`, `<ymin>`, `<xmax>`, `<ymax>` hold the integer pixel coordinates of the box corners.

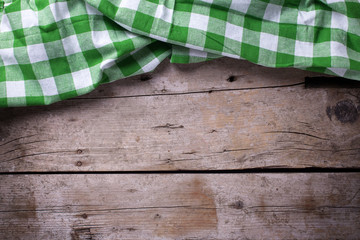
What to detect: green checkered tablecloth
<box><xmin>0</xmin><ymin>0</ymin><xmax>359</xmax><ymax>107</ymax></box>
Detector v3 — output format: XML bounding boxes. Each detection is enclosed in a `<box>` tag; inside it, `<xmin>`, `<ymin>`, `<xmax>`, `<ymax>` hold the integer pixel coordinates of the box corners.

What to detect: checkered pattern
<box><xmin>0</xmin><ymin>0</ymin><xmax>359</xmax><ymax>107</ymax></box>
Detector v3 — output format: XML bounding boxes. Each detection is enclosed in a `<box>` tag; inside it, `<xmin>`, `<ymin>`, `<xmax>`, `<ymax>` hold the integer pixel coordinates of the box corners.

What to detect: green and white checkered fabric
<box><xmin>1</xmin><ymin>0</ymin><xmax>359</xmax><ymax>107</ymax></box>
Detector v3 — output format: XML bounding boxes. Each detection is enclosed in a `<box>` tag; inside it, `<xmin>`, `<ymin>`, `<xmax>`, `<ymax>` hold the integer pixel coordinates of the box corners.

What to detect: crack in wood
<box><xmin>73</xmin><ymin>82</ymin><xmax>306</xmax><ymax>100</ymax></box>
<box><xmin>264</xmin><ymin>131</ymin><xmax>329</xmax><ymax>141</ymax></box>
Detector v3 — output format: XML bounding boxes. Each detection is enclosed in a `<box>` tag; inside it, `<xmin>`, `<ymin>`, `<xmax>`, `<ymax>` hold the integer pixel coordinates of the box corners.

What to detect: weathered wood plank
<box><xmin>0</xmin><ymin>173</ymin><xmax>359</xmax><ymax>239</ymax></box>
<box><xmin>82</xmin><ymin>58</ymin><xmax>314</xmax><ymax>98</ymax></box>
<box><xmin>0</xmin><ymin>58</ymin><xmax>359</xmax><ymax>172</ymax></box>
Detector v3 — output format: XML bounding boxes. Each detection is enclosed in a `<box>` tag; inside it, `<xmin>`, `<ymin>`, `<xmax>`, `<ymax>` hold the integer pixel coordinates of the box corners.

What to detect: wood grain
<box><xmin>0</xmin><ymin>173</ymin><xmax>359</xmax><ymax>239</ymax></box>
<box><xmin>0</xmin><ymin>58</ymin><xmax>359</xmax><ymax>172</ymax></box>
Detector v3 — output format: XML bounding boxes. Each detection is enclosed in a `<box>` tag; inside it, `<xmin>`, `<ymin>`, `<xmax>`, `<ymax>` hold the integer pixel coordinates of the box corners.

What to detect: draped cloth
<box><xmin>0</xmin><ymin>0</ymin><xmax>359</xmax><ymax>107</ymax></box>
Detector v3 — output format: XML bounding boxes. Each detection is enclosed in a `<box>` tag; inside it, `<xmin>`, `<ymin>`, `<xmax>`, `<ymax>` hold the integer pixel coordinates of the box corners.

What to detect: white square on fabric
<box><xmin>27</xmin><ymin>43</ymin><xmax>48</xmax><ymax>63</ymax></box>
<box><xmin>189</xmin><ymin>48</ymin><xmax>208</xmax><ymax>58</ymax></box>
<box><xmin>49</xmin><ymin>2</ymin><xmax>71</xmax><ymax>22</ymax></box>
<box><xmin>100</xmin><ymin>59</ymin><xmax>116</xmax><ymax>70</ymax></box>
<box><xmin>6</xmin><ymin>81</ymin><xmax>26</xmax><ymax>97</ymax></box>
<box><xmin>328</xmin><ymin>67</ymin><xmax>347</xmax><ymax>77</ymax></box>
<box><xmin>260</xmin><ymin>32</ymin><xmax>278</xmax><ymax>51</ymax></box>
<box><xmin>200</xmin><ymin>0</ymin><xmax>213</xmax><ymax>4</ymax></box>
<box><xmin>225</xmin><ymin>22</ymin><xmax>243</xmax><ymax>42</ymax></box>
<box><xmin>21</xmin><ymin>10</ymin><xmax>39</xmax><ymax>28</ymax></box>
<box><xmin>189</xmin><ymin>13</ymin><xmax>209</xmax><ymax>31</ymax></box>
<box><xmin>0</xmin><ymin>14</ymin><xmax>12</xmax><ymax>32</ymax></box>
<box><xmin>297</xmin><ymin>10</ymin><xmax>315</xmax><ymax>26</ymax></box>
<box><xmin>125</xmin><ymin>31</ymin><xmax>139</xmax><ymax>39</ymax></box>
<box><xmin>85</xmin><ymin>2</ymin><xmax>103</xmax><ymax>15</ymax></box>
<box><xmin>119</xmin><ymin>0</ymin><xmax>141</xmax><ymax>11</ymax></box>
<box><xmin>229</xmin><ymin>0</ymin><xmax>251</xmax><ymax>14</ymax></box>
<box><xmin>72</xmin><ymin>68</ymin><xmax>93</xmax><ymax>90</ymax></box>
<box><xmin>38</xmin><ymin>77</ymin><xmax>58</xmax><ymax>96</ymax></box>
<box><xmin>294</xmin><ymin>40</ymin><xmax>314</xmax><ymax>57</ymax></box>
<box><xmin>62</xmin><ymin>35</ymin><xmax>82</xmax><ymax>56</ymax></box>
<box><xmin>326</xmin><ymin>0</ymin><xmax>343</xmax><ymax>3</ymax></box>
<box><xmin>331</xmin><ymin>12</ymin><xmax>348</xmax><ymax>31</ymax></box>
<box><xmin>331</xmin><ymin>41</ymin><xmax>348</xmax><ymax>58</ymax></box>
<box><xmin>141</xmin><ymin>58</ymin><xmax>160</xmax><ymax>72</ymax></box>
<box><xmin>92</xmin><ymin>31</ymin><xmax>113</xmax><ymax>48</ymax></box>
<box><xmin>154</xmin><ymin>5</ymin><xmax>173</xmax><ymax>23</ymax></box>
<box><xmin>263</xmin><ymin>3</ymin><xmax>282</xmax><ymax>23</ymax></box>
<box><xmin>0</xmin><ymin>48</ymin><xmax>18</xmax><ymax>66</ymax></box>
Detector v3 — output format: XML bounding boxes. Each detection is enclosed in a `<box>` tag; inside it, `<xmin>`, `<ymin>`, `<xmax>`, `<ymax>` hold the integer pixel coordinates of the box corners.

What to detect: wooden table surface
<box><xmin>0</xmin><ymin>58</ymin><xmax>359</xmax><ymax>239</ymax></box>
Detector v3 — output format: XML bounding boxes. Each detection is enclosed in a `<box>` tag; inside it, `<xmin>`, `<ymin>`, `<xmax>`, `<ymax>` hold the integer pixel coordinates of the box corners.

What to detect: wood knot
<box><xmin>154</xmin><ymin>213</ymin><xmax>161</xmax><ymax>219</ymax></box>
<box><xmin>140</xmin><ymin>74</ymin><xmax>152</xmax><ymax>81</ymax></box>
<box><xmin>230</xmin><ymin>200</ymin><xmax>244</xmax><ymax>209</ymax></box>
<box><xmin>226</xmin><ymin>75</ymin><xmax>236</xmax><ymax>82</ymax></box>
<box><xmin>82</xmin><ymin>213</ymin><xmax>88</xmax><ymax>219</ymax></box>
<box><xmin>327</xmin><ymin>99</ymin><xmax>358</xmax><ymax>123</ymax></box>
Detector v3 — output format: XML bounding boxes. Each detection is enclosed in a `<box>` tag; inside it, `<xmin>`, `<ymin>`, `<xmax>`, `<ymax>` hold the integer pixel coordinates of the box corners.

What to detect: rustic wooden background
<box><xmin>0</xmin><ymin>58</ymin><xmax>359</xmax><ymax>239</ymax></box>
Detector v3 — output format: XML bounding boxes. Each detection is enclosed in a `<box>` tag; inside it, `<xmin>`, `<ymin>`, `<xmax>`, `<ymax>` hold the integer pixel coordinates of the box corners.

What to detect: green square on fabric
<box><xmin>13</xmin><ymin>29</ymin><xmax>27</xmax><ymax>47</ymax></box>
<box><xmin>7</xmin><ymin>97</ymin><xmax>26</xmax><ymax>106</ymax></box>
<box><xmin>54</xmin><ymin>74</ymin><xmax>75</xmax><ymax>94</ymax></box>
<box><xmin>118</xmin><ymin>55</ymin><xmax>142</xmax><ymax>76</ymax></box>
<box><xmin>132</xmin><ymin>12</ymin><xmax>155</xmax><ymax>34</ymax></box>
<box><xmin>207</xmin><ymin>17</ymin><xmax>226</xmax><ymax>36</ymax></box>
<box><xmin>35</xmin><ymin>0</ymin><xmax>50</xmax><ymax>10</ymax></box>
<box><xmin>147</xmin><ymin>41</ymin><xmax>170</xmax><ymax>58</ymax></box>
<box><xmin>205</xmin><ymin>32</ymin><xmax>225</xmax><ymax>52</ymax></box>
<box><xmin>24</xmin><ymin>80</ymin><xmax>42</xmax><ymax>96</ymax></box>
<box><xmin>72</xmin><ymin>16</ymin><xmax>92</xmax><ymax>34</ymax></box>
<box><xmin>32</xmin><ymin>61</ymin><xmax>53</xmax><ymax>79</ymax></box>
<box><xmin>294</xmin><ymin>56</ymin><xmax>313</xmax><ymax>67</ymax></box>
<box><xmin>40</xmin><ymin>23</ymin><xmax>62</xmax><ymax>43</ymax></box>
<box><xmin>346</xmin><ymin>2</ymin><xmax>360</xmax><ymax>18</ymax></box>
<box><xmin>191</xmin><ymin>2</ymin><xmax>210</xmax><ymax>15</ymax></box>
<box><xmin>19</xmin><ymin>64</ymin><xmax>36</xmax><ymax>80</ymax></box>
<box><xmin>44</xmin><ymin>41</ymin><xmax>65</xmax><ymax>59</ymax></box>
<box><xmin>168</xmin><ymin>25</ymin><xmax>189</xmax><ymax>43</ymax></box>
<box><xmin>279</xmin><ymin>23</ymin><xmax>297</xmax><ymax>40</ymax></box>
<box><xmin>59</xmin><ymin>90</ymin><xmax>78</xmax><ymax>100</ymax></box>
<box><xmin>67</xmin><ymin>54</ymin><xmax>89</xmax><ymax>72</ymax></box>
<box><xmin>259</xmin><ymin>48</ymin><xmax>277</xmax><ymax>67</ymax></box>
<box><xmin>313</xmin><ymin>42</ymin><xmax>330</xmax><ymax>58</ymax></box>
<box><xmin>241</xmin><ymin>43</ymin><xmax>259</xmax><ymax>63</ymax></box>
<box><xmin>0</xmin><ymin>81</ymin><xmax>5</xmax><ymax>95</ymax></box>
<box><xmin>4</xmin><ymin>0</ymin><xmax>21</xmax><ymax>13</ymax></box>
<box><xmin>243</xmin><ymin>16</ymin><xmax>262</xmax><ymax>32</ymax></box>
<box><xmin>49</xmin><ymin>57</ymin><xmax>72</xmax><ymax>76</ymax></box>
<box><xmin>209</xmin><ymin>5</ymin><xmax>228</xmax><ymax>21</ymax></box>
<box><xmin>279</xmin><ymin>7</ymin><xmax>298</xmax><ymax>24</ymax></box>
<box><xmin>347</xmin><ymin>32</ymin><xmax>360</xmax><ymax>53</ymax></box>
<box><xmin>314</xmin><ymin>27</ymin><xmax>331</xmax><ymax>43</ymax></box>
<box><xmin>174</xmin><ymin>0</ymin><xmax>194</xmax><ymax>12</ymax></box>
<box><xmin>261</xmin><ymin>21</ymin><xmax>279</xmax><ymax>35</ymax></box>
<box><xmin>0</xmin><ymin>98</ymin><xmax>7</xmax><ymax>106</ymax></box>
<box><xmin>98</xmin><ymin>0</ymin><xmax>118</xmax><ymax>19</ymax></box>
<box><xmin>83</xmin><ymin>49</ymin><xmax>103</xmax><ymax>67</ymax></box>
<box><xmin>186</xmin><ymin>28</ymin><xmax>206</xmax><ymax>49</ymax></box>
<box><xmin>113</xmin><ymin>39</ymin><xmax>135</xmax><ymax>56</ymax></box>
<box><xmin>0</xmin><ymin>66</ymin><xmax>5</xmax><ymax>82</ymax></box>
<box><xmin>67</xmin><ymin>0</ymin><xmax>87</xmax><ymax>16</ymax></box>
<box><xmin>313</xmin><ymin>57</ymin><xmax>331</xmax><ymax>67</ymax></box>
<box><xmin>242</xmin><ymin>28</ymin><xmax>260</xmax><ymax>46</ymax></box>
<box><xmin>276</xmin><ymin>52</ymin><xmax>295</xmax><ymax>67</ymax></box>
<box><xmin>296</xmin><ymin>25</ymin><xmax>314</xmax><ymax>42</ymax></box>
<box><xmin>350</xmin><ymin>59</ymin><xmax>360</xmax><ymax>71</ymax></box>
